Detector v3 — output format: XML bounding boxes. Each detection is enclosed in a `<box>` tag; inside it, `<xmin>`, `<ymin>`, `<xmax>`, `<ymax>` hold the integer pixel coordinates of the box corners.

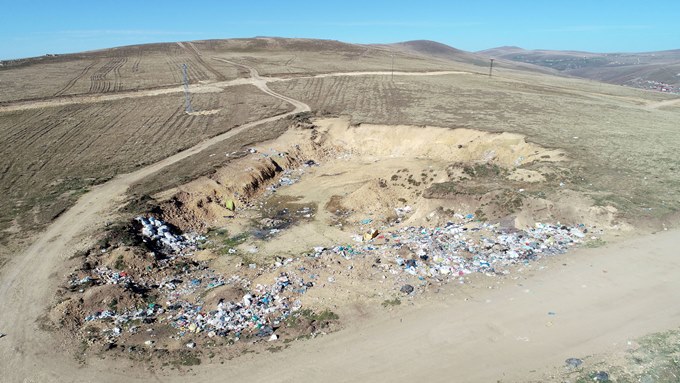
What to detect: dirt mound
<box><xmin>158</xmin><ymin>144</ymin><xmax>311</xmax><ymax>232</ymax></box>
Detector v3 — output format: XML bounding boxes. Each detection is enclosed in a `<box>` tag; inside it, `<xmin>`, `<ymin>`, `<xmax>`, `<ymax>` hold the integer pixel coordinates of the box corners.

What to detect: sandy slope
<box><xmin>1</xmin><ymin>60</ymin><xmax>680</xmax><ymax>382</ymax></box>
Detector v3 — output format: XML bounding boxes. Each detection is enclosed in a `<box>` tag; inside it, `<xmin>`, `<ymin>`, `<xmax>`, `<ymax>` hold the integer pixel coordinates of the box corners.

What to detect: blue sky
<box><xmin>1</xmin><ymin>0</ymin><xmax>678</xmax><ymax>60</ymax></box>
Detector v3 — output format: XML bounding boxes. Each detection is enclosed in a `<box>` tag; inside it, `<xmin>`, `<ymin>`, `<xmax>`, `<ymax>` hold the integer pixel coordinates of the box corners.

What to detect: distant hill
<box><xmin>381</xmin><ymin>40</ymin><xmax>559</xmax><ymax>75</ymax></box>
<box><xmin>478</xmin><ymin>47</ymin><xmax>680</xmax><ymax>93</ymax></box>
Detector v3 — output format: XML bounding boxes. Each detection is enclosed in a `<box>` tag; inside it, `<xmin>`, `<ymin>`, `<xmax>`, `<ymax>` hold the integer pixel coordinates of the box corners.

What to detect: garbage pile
<box><xmin>81</xmin><ymin>270</ymin><xmax>310</xmax><ymax>342</ymax></box>
<box><xmin>169</xmin><ymin>273</ymin><xmax>308</xmax><ymax>338</ymax></box>
<box><xmin>312</xmin><ymin>217</ymin><xmax>594</xmax><ymax>280</ymax></box>
<box><xmin>76</xmin><ymin>218</ymin><xmax>315</xmax><ymax>343</ymax></box>
<box><xmin>265</xmin><ymin>160</ymin><xmax>317</xmax><ymax>194</ymax></box>
<box><xmin>135</xmin><ymin>216</ymin><xmax>203</xmax><ymax>253</ymax></box>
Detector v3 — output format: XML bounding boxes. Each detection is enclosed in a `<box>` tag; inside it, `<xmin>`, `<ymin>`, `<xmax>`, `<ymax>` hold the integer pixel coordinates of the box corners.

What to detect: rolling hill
<box><xmin>478</xmin><ymin>46</ymin><xmax>680</xmax><ymax>93</ymax></box>
<box><xmin>377</xmin><ymin>40</ymin><xmax>560</xmax><ymax>75</ymax></box>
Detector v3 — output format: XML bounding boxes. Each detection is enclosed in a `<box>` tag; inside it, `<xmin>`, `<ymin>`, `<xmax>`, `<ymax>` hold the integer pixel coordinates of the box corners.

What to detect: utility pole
<box><xmin>391</xmin><ymin>54</ymin><xmax>394</xmax><ymax>81</ymax></box>
<box><xmin>489</xmin><ymin>58</ymin><xmax>495</xmax><ymax>77</ymax></box>
<box><xmin>181</xmin><ymin>63</ymin><xmax>193</xmax><ymax>113</ymax></box>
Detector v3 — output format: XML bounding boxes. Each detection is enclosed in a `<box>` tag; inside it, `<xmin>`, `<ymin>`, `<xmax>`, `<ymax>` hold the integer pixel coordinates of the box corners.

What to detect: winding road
<box><xmin>1</xmin><ymin>61</ymin><xmax>680</xmax><ymax>383</ymax></box>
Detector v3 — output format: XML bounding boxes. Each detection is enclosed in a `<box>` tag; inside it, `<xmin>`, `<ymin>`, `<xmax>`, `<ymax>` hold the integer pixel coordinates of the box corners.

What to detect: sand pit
<box><xmin>158</xmin><ymin>117</ymin><xmax>627</xmax><ymax>242</ymax></box>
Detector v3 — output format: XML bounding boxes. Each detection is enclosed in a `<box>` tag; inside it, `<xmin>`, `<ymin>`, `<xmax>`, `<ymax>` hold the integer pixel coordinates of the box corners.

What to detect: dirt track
<box><xmin>0</xmin><ymin>66</ymin><xmax>470</xmax><ymax>113</ymax></box>
<box><xmin>645</xmin><ymin>97</ymin><xmax>680</xmax><ymax>110</ymax></box>
<box><xmin>1</xmin><ymin>61</ymin><xmax>680</xmax><ymax>382</ymax></box>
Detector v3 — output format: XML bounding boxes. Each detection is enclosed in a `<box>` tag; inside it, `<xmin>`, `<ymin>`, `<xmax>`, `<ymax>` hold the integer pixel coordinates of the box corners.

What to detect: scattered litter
<box><xmin>565</xmin><ymin>357</ymin><xmax>583</xmax><ymax>368</ymax></box>
<box><xmin>363</xmin><ymin>229</ymin><xmax>379</xmax><ymax>242</ymax></box>
<box><xmin>400</xmin><ymin>284</ymin><xmax>414</xmax><ymax>294</ymax></box>
<box><xmin>592</xmin><ymin>371</ymin><xmax>609</xmax><ymax>381</ymax></box>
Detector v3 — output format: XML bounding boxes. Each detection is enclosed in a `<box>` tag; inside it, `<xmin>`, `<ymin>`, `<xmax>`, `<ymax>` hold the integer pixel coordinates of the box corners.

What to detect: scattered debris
<box><xmin>592</xmin><ymin>371</ymin><xmax>610</xmax><ymax>381</ymax></box>
<box><xmin>400</xmin><ymin>284</ymin><xmax>415</xmax><ymax>294</ymax></box>
<box><xmin>565</xmin><ymin>357</ymin><xmax>583</xmax><ymax>368</ymax></box>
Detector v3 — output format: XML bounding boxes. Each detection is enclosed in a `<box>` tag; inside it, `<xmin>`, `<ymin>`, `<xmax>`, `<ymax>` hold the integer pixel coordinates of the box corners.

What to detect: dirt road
<box><xmin>645</xmin><ymin>97</ymin><xmax>680</xmax><ymax>110</ymax></box>
<box><xmin>0</xmin><ymin>65</ymin><xmax>468</xmax><ymax>113</ymax></box>
<box><xmin>1</xmin><ymin>60</ymin><xmax>680</xmax><ymax>382</ymax></box>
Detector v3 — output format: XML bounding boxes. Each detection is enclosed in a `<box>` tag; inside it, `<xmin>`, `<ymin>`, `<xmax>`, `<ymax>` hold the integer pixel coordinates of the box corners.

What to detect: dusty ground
<box><xmin>1</xmin><ymin>37</ymin><xmax>680</xmax><ymax>382</ymax></box>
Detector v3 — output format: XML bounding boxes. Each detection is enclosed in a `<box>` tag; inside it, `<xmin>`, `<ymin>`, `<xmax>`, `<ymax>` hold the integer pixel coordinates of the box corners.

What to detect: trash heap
<box><xmin>135</xmin><ymin>216</ymin><xmax>203</xmax><ymax>253</ymax></box>
<box><xmin>81</xmin><ymin>271</ymin><xmax>309</xmax><ymax>342</ymax></box>
<box><xmin>313</xmin><ymin>218</ymin><xmax>593</xmax><ymax>280</ymax></box>
<box><xmin>80</xmin><ymin>214</ymin><xmax>315</xmax><ymax>342</ymax></box>
<box><xmin>265</xmin><ymin>160</ymin><xmax>317</xmax><ymax>194</ymax></box>
<box><xmin>85</xmin><ymin>305</ymin><xmax>159</xmax><ymax>325</ymax></box>
<box><xmin>169</xmin><ymin>273</ymin><xmax>307</xmax><ymax>338</ymax></box>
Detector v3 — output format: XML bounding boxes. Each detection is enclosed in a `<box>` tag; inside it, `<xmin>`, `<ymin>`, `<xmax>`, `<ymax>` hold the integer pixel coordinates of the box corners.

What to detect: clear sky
<box><xmin>1</xmin><ymin>0</ymin><xmax>678</xmax><ymax>60</ymax></box>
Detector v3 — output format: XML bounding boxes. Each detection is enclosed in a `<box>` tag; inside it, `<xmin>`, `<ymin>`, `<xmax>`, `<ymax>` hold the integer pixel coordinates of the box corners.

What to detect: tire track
<box><xmin>147</xmin><ymin>103</ymin><xmax>186</xmax><ymax>139</ymax></box>
<box><xmin>167</xmin><ymin>114</ymin><xmax>198</xmax><ymax>149</ymax></box>
<box><xmin>131</xmin><ymin>55</ymin><xmax>141</xmax><ymax>73</ymax></box>
<box><xmin>185</xmin><ymin>42</ymin><xmax>227</xmax><ymax>81</ymax></box>
<box><xmin>0</xmin><ymin>108</ymin><xmax>49</xmax><ymax>143</ymax></box>
<box><xmin>21</xmin><ymin>106</ymin><xmax>110</xmax><ymax>183</ymax></box>
<box><xmin>112</xmin><ymin>57</ymin><xmax>127</xmax><ymax>92</ymax></box>
<box><xmin>54</xmin><ymin>60</ymin><xmax>99</xmax><ymax>97</ymax></box>
<box><xmin>67</xmin><ymin>104</ymin><xmax>132</xmax><ymax>162</ymax></box>
<box><xmin>43</xmin><ymin>105</ymin><xmax>107</xmax><ymax>153</ymax></box>
<box><xmin>185</xmin><ymin>58</ymin><xmax>209</xmax><ymax>81</ymax></box>
<box><xmin>9</xmin><ymin>107</ymin><xmax>82</xmax><ymax>153</ymax></box>
<box><xmin>89</xmin><ymin>57</ymin><xmax>128</xmax><ymax>93</ymax></box>
<box><xmin>116</xmin><ymin>112</ymin><xmax>162</xmax><ymax>153</ymax></box>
